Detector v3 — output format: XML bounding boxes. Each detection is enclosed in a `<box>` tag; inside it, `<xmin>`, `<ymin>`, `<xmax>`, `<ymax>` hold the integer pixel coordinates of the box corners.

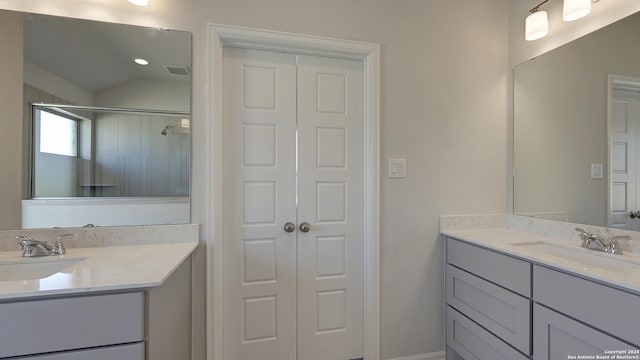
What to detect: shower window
<box><xmin>32</xmin><ymin>105</ymin><xmax>91</xmax><ymax>198</ymax></box>
<box><xmin>37</xmin><ymin>109</ymin><xmax>78</xmax><ymax>157</ymax></box>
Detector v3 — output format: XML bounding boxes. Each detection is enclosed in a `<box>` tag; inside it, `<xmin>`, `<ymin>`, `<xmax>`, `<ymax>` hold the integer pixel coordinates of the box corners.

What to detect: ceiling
<box><xmin>23</xmin><ymin>13</ymin><xmax>191</xmax><ymax>94</ymax></box>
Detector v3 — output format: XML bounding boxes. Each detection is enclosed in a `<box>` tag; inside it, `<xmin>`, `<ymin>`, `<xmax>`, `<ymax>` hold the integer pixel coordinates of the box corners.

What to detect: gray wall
<box><xmin>0</xmin><ymin>1</ymin><xmax>511</xmax><ymax>359</ymax></box>
<box><xmin>0</xmin><ymin>11</ymin><xmax>22</xmax><ymax>229</ymax></box>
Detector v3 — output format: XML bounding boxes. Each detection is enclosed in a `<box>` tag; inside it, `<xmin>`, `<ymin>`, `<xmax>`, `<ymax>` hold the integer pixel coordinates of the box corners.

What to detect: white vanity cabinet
<box><xmin>445</xmin><ymin>238</ymin><xmax>532</xmax><ymax>360</ymax></box>
<box><xmin>445</xmin><ymin>236</ymin><xmax>640</xmax><ymax>360</ymax></box>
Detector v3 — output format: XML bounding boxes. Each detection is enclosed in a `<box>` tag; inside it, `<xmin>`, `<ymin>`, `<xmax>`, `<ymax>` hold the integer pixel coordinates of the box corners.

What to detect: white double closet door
<box><xmin>222</xmin><ymin>47</ymin><xmax>364</xmax><ymax>360</ymax></box>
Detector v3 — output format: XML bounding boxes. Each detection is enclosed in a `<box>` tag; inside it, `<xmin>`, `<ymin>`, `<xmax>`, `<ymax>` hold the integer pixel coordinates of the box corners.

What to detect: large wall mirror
<box><xmin>0</xmin><ymin>10</ymin><xmax>191</xmax><ymax>229</ymax></box>
<box><xmin>514</xmin><ymin>10</ymin><xmax>640</xmax><ymax>230</ymax></box>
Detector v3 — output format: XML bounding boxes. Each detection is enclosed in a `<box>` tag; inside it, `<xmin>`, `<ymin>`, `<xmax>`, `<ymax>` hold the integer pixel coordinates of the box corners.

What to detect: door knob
<box><xmin>299</xmin><ymin>222</ymin><xmax>311</xmax><ymax>233</ymax></box>
<box><xmin>631</xmin><ymin>211</ymin><xmax>640</xmax><ymax>219</ymax></box>
<box><xmin>284</xmin><ymin>222</ymin><xmax>295</xmax><ymax>233</ymax></box>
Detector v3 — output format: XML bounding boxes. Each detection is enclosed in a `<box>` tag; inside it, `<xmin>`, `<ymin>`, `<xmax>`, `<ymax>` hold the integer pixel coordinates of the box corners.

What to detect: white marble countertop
<box><xmin>442</xmin><ymin>227</ymin><xmax>640</xmax><ymax>295</ymax></box>
<box><xmin>0</xmin><ymin>242</ymin><xmax>198</xmax><ymax>300</ymax></box>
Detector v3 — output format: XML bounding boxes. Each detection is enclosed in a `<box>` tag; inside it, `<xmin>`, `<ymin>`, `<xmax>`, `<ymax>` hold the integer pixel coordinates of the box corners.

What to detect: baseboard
<box><xmin>386</xmin><ymin>350</ymin><xmax>446</xmax><ymax>360</ymax></box>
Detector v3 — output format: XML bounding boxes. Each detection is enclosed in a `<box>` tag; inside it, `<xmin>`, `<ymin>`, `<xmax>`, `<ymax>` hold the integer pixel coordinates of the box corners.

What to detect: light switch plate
<box><xmin>591</xmin><ymin>163</ymin><xmax>603</xmax><ymax>179</ymax></box>
<box><xmin>388</xmin><ymin>158</ymin><xmax>407</xmax><ymax>178</ymax></box>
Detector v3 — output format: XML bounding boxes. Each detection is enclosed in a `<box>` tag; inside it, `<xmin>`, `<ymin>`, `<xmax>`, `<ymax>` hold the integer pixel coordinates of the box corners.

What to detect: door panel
<box><xmin>297</xmin><ymin>55</ymin><xmax>364</xmax><ymax>360</ymax></box>
<box><xmin>223</xmin><ymin>47</ymin><xmax>298</xmax><ymax>360</ymax></box>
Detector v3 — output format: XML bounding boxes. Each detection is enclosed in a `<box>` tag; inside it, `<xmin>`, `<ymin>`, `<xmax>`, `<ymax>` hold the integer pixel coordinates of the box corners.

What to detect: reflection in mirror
<box><xmin>514</xmin><ymin>11</ymin><xmax>640</xmax><ymax>230</ymax></box>
<box><xmin>609</xmin><ymin>76</ymin><xmax>640</xmax><ymax>230</ymax></box>
<box><xmin>31</xmin><ymin>104</ymin><xmax>189</xmax><ymax>198</ymax></box>
<box><xmin>0</xmin><ymin>10</ymin><xmax>191</xmax><ymax>229</ymax></box>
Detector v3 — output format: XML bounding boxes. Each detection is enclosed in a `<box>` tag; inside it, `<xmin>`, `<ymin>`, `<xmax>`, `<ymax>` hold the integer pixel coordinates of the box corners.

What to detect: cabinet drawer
<box><xmin>446</xmin><ymin>306</ymin><xmax>529</xmax><ymax>360</ymax></box>
<box><xmin>0</xmin><ymin>292</ymin><xmax>144</xmax><ymax>358</ymax></box>
<box><xmin>533</xmin><ymin>304</ymin><xmax>638</xmax><ymax>360</ymax></box>
<box><xmin>19</xmin><ymin>343</ymin><xmax>144</xmax><ymax>360</ymax></box>
<box><xmin>447</xmin><ymin>237</ymin><xmax>531</xmax><ymax>297</ymax></box>
<box><xmin>446</xmin><ymin>265</ymin><xmax>531</xmax><ymax>355</ymax></box>
<box><xmin>534</xmin><ymin>265</ymin><xmax>640</xmax><ymax>347</ymax></box>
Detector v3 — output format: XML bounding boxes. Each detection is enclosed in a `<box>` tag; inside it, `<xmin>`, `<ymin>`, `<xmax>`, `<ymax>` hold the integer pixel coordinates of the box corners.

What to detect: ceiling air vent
<box><xmin>165</xmin><ymin>65</ymin><xmax>190</xmax><ymax>76</ymax></box>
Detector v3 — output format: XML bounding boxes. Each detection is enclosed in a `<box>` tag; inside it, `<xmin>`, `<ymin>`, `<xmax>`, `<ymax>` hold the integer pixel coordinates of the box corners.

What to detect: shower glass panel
<box><xmin>31</xmin><ymin>104</ymin><xmax>190</xmax><ymax>198</ymax></box>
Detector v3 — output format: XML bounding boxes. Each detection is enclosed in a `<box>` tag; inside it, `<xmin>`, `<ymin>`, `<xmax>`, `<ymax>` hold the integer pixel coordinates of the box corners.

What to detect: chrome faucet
<box><xmin>16</xmin><ymin>234</ymin><xmax>70</xmax><ymax>257</ymax></box>
<box><xmin>575</xmin><ymin>228</ymin><xmax>629</xmax><ymax>255</ymax></box>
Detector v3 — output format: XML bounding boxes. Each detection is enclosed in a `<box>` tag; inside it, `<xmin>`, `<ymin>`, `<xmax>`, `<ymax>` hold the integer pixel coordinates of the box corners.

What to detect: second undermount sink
<box><xmin>509</xmin><ymin>241</ymin><xmax>640</xmax><ymax>271</ymax></box>
<box><xmin>0</xmin><ymin>257</ymin><xmax>86</xmax><ymax>282</ymax></box>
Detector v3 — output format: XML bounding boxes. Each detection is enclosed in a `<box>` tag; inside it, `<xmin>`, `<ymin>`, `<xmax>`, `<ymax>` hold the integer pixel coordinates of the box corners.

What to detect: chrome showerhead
<box><xmin>161</xmin><ymin>125</ymin><xmax>173</xmax><ymax>136</ymax></box>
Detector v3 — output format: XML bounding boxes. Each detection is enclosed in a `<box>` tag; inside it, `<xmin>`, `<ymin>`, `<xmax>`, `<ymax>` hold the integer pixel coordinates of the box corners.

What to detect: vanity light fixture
<box><xmin>525</xmin><ymin>0</ymin><xmax>599</xmax><ymax>41</ymax></box>
<box><xmin>128</xmin><ymin>0</ymin><xmax>149</xmax><ymax>6</ymax></box>
<box><xmin>563</xmin><ymin>0</ymin><xmax>591</xmax><ymax>21</ymax></box>
<box><xmin>133</xmin><ymin>57</ymin><xmax>149</xmax><ymax>66</ymax></box>
<box><xmin>526</xmin><ymin>7</ymin><xmax>549</xmax><ymax>41</ymax></box>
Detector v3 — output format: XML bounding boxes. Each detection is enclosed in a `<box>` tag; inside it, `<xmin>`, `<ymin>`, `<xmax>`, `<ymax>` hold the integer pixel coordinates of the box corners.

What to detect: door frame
<box><xmin>205</xmin><ymin>24</ymin><xmax>381</xmax><ymax>360</ymax></box>
<box><xmin>607</xmin><ymin>74</ymin><xmax>640</xmax><ymax>228</ymax></box>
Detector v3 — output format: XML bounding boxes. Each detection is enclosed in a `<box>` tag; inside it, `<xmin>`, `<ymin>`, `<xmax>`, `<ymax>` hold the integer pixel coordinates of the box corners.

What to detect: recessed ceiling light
<box><xmin>134</xmin><ymin>58</ymin><xmax>149</xmax><ymax>66</ymax></box>
<box><xmin>128</xmin><ymin>0</ymin><xmax>149</xmax><ymax>6</ymax></box>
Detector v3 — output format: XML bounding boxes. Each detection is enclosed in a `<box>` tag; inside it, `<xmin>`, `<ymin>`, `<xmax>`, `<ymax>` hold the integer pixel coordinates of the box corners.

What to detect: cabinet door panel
<box><xmin>534</xmin><ymin>265</ymin><xmax>640</xmax><ymax>346</ymax></box>
<box><xmin>447</xmin><ymin>238</ymin><xmax>531</xmax><ymax>297</ymax></box>
<box><xmin>446</xmin><ymin>264</ymin><xmax>531</xmax><ymax>355</ymax></box>
<box><xmin>533</xmin><ymin>304</ymin><xmax>638</xmax><ymax>360</ymax></box>
<box><xmin>446</xmin><ymin>306</ymin><xmax>529</xmax><ymax>360</ymax></box>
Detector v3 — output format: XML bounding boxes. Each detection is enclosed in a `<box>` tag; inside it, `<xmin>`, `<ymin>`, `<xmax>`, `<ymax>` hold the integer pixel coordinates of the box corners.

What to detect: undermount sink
<box><xmin>0</xmin><ymin>257</ymin><xmax>86</xmax><ymax>282</ymax></box>
<box><xmin>509</xmin><ymin>241</ymin><xmax>640</xmax><ymax>271</ymax></box>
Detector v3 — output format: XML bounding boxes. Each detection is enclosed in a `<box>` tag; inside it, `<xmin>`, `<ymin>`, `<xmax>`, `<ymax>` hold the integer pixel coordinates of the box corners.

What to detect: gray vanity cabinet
<box><xmin>0</xmin><ymin>292</ymin><xmax>144</xmax><ymax>359</ymax></box>
<box><xmin>18</xmin><ymin>343</ymin><xmax>144</xmax><ymax>360</ymax></box>
<box><xmin>445</xmin><ymin>236</ymin><xmax>640</xmax><ymax>360</ymax></box>
<box><xmin>446</xmin><ymin>265</ymin><xmax>531</xmax><ymax>353</ymax></box>
<box><xmin>533</xmin><ymin>265</ymin><xmax>640</xmax><ymax>347</ymax></box>
<box><xmin>0</xmin><ymin>257</ymin><xmax>192</xmax><ymax>360</ymax></box>
<box><xmin>445</xmin><ymin>238</ymin><xmax>532</xmax><ymax>359</ymax></box>
<box><xmin>446</xmin><ymin>306</ymin><xmax>529</xmax><ymax>360</ymax></box>
<box><xmin>447</xmin><ymin>237</ymin><xmax>531</xmax><ymax>296</ymax></box>
<box><xmin>533</xmin><ymin>304</ymin><xmax>632</xmax><ymax>360</ymax></box>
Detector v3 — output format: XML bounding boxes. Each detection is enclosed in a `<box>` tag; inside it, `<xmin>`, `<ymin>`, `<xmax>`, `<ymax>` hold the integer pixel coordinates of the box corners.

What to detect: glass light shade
<box><xmin>128</xmin><ymin>0</ymin><xmax>149</xmax><ymax>6</ymax></box>
<box><xmin>526</xmin><ymin>11</ymin><xmax>549</xmax><ymax>41</ymax></box>
<box><xmin>563</xmin><ymin>0</ymin><xmax>591</xmax><ymax>21</ymax></box>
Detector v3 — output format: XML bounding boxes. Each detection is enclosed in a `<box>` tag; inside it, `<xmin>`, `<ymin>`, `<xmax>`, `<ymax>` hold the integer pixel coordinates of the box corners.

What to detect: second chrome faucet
<box><xmin>575</xmin><ymin>228</ymin><xmax>629</xmax><ymax>255</ymax></box>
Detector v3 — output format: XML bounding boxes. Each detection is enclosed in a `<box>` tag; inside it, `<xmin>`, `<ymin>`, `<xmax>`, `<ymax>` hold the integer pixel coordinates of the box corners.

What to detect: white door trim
<box><xmin>205</xmin><ymin>24</ymin><xmax>381</xmax><ymax>360</ymax></box>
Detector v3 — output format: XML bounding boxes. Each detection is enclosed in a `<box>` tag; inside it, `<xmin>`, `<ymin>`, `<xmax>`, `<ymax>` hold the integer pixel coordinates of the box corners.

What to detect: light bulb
<box><xmin>526</xmin><ymin>10</ymin><xmax>549</xmax><ymax>41</ymax></box>
<box><xmin>563</xmin><ymin>0</ymin><xmax>591</xmax><ymax>21</ymax></box>
<box><xmin>134</xmin><ymin>58</ymin><xmax>149</xmax><ymax>66</ymax></box>
<box><xmin>128</xmin><ymin>0</ymin><xmax>149</xmax><ymax>6</ymax></box>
